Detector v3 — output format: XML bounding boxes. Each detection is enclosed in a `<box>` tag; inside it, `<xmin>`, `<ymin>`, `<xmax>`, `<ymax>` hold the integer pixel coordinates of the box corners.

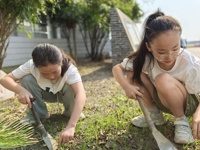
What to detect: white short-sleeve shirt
<box><xmin>12</xmin><ymin>59</ymin><xmax>82</xmax><ymax>94</ymax></box>
<box><xmin>121</xmin><ymin>49</ymin><xmax>200</xmax><ymax>94</ymax></box>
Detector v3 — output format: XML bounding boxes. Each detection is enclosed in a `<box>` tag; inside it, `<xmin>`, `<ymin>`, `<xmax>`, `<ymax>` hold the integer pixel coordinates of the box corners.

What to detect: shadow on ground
<box><xmin>77</xmin><ymin>58</ymin><xmax>113</xmax><ymax>82</ymax></box>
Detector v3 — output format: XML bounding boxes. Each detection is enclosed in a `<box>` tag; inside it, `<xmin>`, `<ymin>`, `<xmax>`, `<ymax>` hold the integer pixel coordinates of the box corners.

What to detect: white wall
<box><xmin>3</xmin><ymin>36</ymin><xmax>111</xmax><ymax>67</ymax></box>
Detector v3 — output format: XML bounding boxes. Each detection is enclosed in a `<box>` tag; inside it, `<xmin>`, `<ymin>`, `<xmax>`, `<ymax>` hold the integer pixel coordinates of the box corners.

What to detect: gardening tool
<box><xmin>137</xmin><ymin>96</ymin><xmax>177</xmax><ymax>150</ymax></box>
<box><xmin>30</xmin><ymin>98</ymin><xmax>58</xmax><ymax>150</ymax></box>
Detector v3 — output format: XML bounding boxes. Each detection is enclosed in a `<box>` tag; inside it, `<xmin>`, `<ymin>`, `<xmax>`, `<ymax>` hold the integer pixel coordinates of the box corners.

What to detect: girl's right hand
<box><xmin>124</xmin><ymin>84</ymin><xmax>143</xmax><ymax>99</ymax></box>
<box><xmin>17</xmin><ymin>89</ymin><xmax>33</xmax><ymax>108</ymax></box>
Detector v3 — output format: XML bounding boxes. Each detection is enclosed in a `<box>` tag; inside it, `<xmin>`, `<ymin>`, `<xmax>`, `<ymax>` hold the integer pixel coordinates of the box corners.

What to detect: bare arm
<box><xmin>67</xmin><ymin>81</ymin><xmax>86</xmax><ymax>127</ymax></box>
<box><xmin>192</xmin><ymin>103</ymin><xmax>200</xmax><ymax>140</ymax></box>
<box><xmin>112</xmin><ymin>64</ymin><xmax>130</xmax><ymax>89</ymax></box>
<box><xmin>112</xmin><ymin>63</ymin><xmax>143</xmax><ymax>99</ymax></box>
<box><xmin>0</xmin><ymin>73</ymin><xmax>33</xmax><ymax>107</ymax></box>
<box><xmin>59</xmin><ymin>81</ymin><xmax>86</xmax><ymax>144</ymax></box>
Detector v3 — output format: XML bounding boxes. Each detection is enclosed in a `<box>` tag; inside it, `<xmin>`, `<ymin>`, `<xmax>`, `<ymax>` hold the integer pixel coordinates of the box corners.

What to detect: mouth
<box><xmin>164</xmin><ymin>60</ymin><xmax>173</xmax><ymax>63</ymax></box>
<box><xmin>163</xmin><ymin>59</ymin><xmax>175</xmax><ymax>64</ymax></box>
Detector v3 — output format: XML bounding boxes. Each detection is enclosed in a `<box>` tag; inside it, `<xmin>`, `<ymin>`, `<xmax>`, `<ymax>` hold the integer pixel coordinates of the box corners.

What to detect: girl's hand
<box><xmin>123</xmin><ymin>84</ymin><xmax>143</xmax><ymax>99</ymax></box>
<box><xmin>192</xmin><ymin>110</ymin><xmax>200</xmax><ymax>140</ymax></box>
<box><xmin>17</xmin><ymin>89</ymin><xmax>33</xmax><ymax>108</ymax></box>
<box><xmin>58</xmin><ymin>126</ymin><xmax>75</xmax><ymax>145</ymax></box>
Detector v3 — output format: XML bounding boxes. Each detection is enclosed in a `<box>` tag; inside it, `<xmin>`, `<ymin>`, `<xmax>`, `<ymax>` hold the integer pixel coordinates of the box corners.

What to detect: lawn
<box><xmin>0</xmin><ymin>58</ymin><xmax>199</xmax><ymax>150</ymax></box>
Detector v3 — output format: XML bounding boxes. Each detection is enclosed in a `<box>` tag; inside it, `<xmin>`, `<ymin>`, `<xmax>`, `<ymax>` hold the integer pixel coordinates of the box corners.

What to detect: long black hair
<box><xmin>32</xmin><ymin>43</ymin><xmax>75</xmax><ymax>77</ymax></box>
<box><xmin>127</xmin><ymin>10</ymin><xmax>182</xmax><ymax>85</ymax></box>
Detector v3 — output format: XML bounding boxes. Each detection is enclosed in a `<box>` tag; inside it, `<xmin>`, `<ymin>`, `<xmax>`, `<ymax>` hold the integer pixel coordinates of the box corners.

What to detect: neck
<box><xmin>51</xmin><ymin>78</ymin><xmax>59</xmax><ymax>84</ymax></box>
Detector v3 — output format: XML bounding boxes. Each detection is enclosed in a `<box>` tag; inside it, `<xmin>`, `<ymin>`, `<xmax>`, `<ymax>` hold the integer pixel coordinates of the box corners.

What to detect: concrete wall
<box><xmin>110</xmin><ymin>8</ymin><xmax>140</xmax><ymax>66</ymax></box>
<box><xmin>3</xmin><ymin>36</ymin><xmax>111</xmax><ymax>67</ymax></box>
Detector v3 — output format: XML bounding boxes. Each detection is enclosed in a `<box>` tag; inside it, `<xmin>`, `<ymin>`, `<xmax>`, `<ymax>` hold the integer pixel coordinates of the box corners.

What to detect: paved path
<box><xmin>0</xmin><ymin>70</ymin><xmax>15</xmax><ymax>102</ymax></box>
<box><xmin>187</xmin><ymin>47</ymin><xmax>200</xmax><ymax>58</ymax></box>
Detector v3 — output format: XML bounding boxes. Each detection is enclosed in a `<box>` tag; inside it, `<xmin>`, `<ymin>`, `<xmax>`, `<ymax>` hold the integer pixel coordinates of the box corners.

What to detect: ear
<box><xmin>145</xmin><ymin>42</ymin><xmax>151</xmax><ymax>52</ymax></box>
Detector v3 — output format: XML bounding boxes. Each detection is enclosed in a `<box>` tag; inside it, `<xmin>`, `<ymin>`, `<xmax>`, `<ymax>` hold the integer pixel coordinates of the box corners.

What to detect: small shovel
<box><xmin>30</xmin><ymin>98</ymin><xmax>58</xmax><ymax>150</ymax></box>
<box><xmin>137</xmin><ymin>96</ymin><xmax>177</xmax><ymax>150</ymax></box>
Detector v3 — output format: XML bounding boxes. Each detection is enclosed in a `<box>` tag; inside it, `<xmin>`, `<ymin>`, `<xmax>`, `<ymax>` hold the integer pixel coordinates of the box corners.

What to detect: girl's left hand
<box><xmin>58</xmin><ymin>126</ymin><xmax>75</xmax><ymax>145</ymax></box>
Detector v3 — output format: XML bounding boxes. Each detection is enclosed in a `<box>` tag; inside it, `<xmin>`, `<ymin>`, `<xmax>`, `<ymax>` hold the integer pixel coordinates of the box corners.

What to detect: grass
<box><xmin>0</xmin><ymin>96</ymin><xmax>195</xmax><ymax>150</ymax></box>
<box><xmin>2</xmin><ymin>65</ymin><xmax>20</xmax><ymax>74</ymax></box>
<box><xmin>46</xmin><ymin>95</ymin><xmax>153</xmax><ymax>150</ymax></box>
<box><xmin>0</xmin><ymin>112</ymin><xmax>38</xmax><ymax>148</ymax></box>
<box><xmin>0</xmin><ymin>59</ymin><xmax>200</xmax><ymax>150</ymax></box>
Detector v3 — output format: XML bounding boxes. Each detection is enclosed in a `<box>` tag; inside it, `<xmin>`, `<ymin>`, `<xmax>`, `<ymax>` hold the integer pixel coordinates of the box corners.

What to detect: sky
<box><xmin>136</xmin><ymin>0</ymin><xmax>200</xmax><ymax>41</ymax></box>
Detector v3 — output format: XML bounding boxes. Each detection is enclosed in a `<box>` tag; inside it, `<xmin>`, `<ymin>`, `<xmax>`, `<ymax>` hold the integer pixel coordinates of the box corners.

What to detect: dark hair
<box><xmin>32</xmin><ymin>43</ymin><xmax>75</xmax><ymax>77</ymax></box>
<box><xmin>127</xmin><ymin>10</ymin><xmax>182</xmax><ymax>85</ymax></box>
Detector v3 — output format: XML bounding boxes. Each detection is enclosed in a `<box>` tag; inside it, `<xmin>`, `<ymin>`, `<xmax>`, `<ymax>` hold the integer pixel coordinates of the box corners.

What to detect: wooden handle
<box><xmin>30</xmin><ymin>98</ymin><xmax>42</xmax><ymax>126</ymax></box>
<box><xmin>137</xmin><ymin>96</ymin><xmax>156</xmax><ymax>131</ymax></box>
<box><xmin>30</xmin><ymin>98</ymin><xmax>48</xmax><ymax>137</ymax></box>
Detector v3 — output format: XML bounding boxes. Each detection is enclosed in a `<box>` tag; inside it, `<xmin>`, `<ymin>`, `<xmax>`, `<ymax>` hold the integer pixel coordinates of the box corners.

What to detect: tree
<box><xmin>78</xmin><ymin>0</ymin><xmax>143</xmax><ymax>61</ymax></box>
<box><xmin>48</xmin><ymin>0</ymin><xmax>143</xmax><ymax>61</ymax></box>
<box><xmin>48</xmin><ymin>0</ymin><xmax>83</xmax><ymax>60</ymax></box>
<box><xmin>111</xmin><ymin>0</ymin><xmax>143</xmax><ymax>22</ymax></box>
<box><xmin>0</xmin><ymin>0</ymin><xmax>56</xmax><ymax>69</ymax></box>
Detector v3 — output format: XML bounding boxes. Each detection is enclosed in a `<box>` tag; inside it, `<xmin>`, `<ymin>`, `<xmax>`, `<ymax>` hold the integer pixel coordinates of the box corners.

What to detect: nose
<box><xmin>166</xmin><ymin>52</ymin><xmax>174</xmax><ymax>56</ymax></box>
<box><xmin>164</xmin><ymin>54</ymin><xmax>174</xmax><ymax>61</ymax></box>
<box><xmin>48</xmin><ymin>75</ymin><xmax>56</xmax><ymax>80</ymax></box>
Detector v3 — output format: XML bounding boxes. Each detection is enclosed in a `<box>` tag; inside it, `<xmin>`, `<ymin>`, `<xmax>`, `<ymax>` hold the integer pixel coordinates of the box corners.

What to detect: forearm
<box><xmin>112</xmin><ymin>65</ymin><xmax>131</xmax><ymax>90</ymax></box>
<box><xmin>195</xmin><ymin>103</ymin><xmax>200</xmax><ymax>115</ymax></box>
<box><xmin>67</xmin><ymin>93</ymin><xmax>86</xmax><ymax>128</ymax></box>
<box><xmin>0</xmin><ymin>76</ymin><xmax>26</xmax><ymax>94</ymax></box>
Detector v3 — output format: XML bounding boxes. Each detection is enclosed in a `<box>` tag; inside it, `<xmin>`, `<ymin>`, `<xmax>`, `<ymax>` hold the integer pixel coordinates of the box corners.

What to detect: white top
<box><xmin>12</xmin><ymin>59</ymin><xmax>82</xmax><ymax>94</ymax></box>
<box><xmin>121</xmin><ymin>49</ymin><xmax>200</xmax><ymax>94</ymax></box>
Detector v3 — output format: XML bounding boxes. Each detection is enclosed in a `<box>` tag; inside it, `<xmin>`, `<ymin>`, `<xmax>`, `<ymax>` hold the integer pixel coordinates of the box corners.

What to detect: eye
<box><xmin>41</xmin><ymin>73</ymin><xmax>48</xmax><ymax>77</ymax></box>
<box><xmin>158</xmin><ymin>51</ymin><xmax>166</xmax><ymax>55</ymax></box>
<box><xmin>173</xmin><ymin>48</ymin><xmax>179</xmax><ymax>52</ymax></box>
<box><xmin>53</xmin><ymin>71</ymin><xmax>58</xmax><ymax>74</ymax></box>
<box><xmin>41</xmin><ymin>73</ymin><xmax>47</xmax><ymax>76</ymax></box>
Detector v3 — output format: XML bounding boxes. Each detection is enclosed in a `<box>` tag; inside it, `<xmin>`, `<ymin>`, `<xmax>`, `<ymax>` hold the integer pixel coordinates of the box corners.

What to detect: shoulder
<box><xmin>181</xmin><ymin>49</ymin><xmax>200</xmax><ymax>78</ymax></box>
<box><xmin>18</xmin><ymin>59</ymin><xmax>35</xmax><ymax>69</ymax></box>
<box><xmin>121</xmin><ymin>57</ymin><xmax>134</xmax><ymax>70</ymax></box>
<box><xmin>180</xmin><ymin>49</ymin><xmax>200</xmax><ymax>67</ymax></box>
<box><xmin>11</xmin><ymin>59</ymin><xmax>36</xmax><ymax>78</ymax></box>
<box><xmin>183</xmin><ymin>50</ymin><xmax>200</xmax><ymax>93</ymax></box>
<box><xmin>63</xmin><ymin>63</ymin><xmax>80</xmax><ymax>78</ymax></box>
<box><xmin>182</xmin><ymin>49</ymin><xmax>200</xmax><ymax>60</ymax></box>
<box><xmin>62</xmin><ymin>63</ymin><xmax>82</xmax><ymax>84</ymax></box>
<box><xmin>67</xmin><ymin>63</ymin><xmax>79</xmax><ymax>73</ymax></box>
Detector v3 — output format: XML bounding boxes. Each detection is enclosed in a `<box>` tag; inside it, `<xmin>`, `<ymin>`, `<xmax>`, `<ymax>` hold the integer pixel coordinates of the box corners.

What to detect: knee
<box><xmin>62</xmin><ymin>84</ymin><xmax>73</xmax><ymax>92</ymax></box>
<box><xmin>127</xmin><ymin>72</ymin><xmax>150</xmax><ymax>85</ymax></box>
<box><xmin>140</xmin><ymin>72</ymin><xmax>151</xmax><ymax>83</ymax></box>
<box><xmin>155</xmin><ymin>73</ymin><xmax>171</xmax><ymax>89</ymax></box>
<box><xmin>20</xmin><ymin>75</ymin><xmax>36</xmax><ymax>87</ymax></box>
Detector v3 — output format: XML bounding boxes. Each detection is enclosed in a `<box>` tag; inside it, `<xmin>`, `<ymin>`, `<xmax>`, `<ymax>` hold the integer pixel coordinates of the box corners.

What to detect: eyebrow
<box><xmin>156</xmin><ymin>44</ymin><xmax>179</xmax><ymax>52</ymax></box>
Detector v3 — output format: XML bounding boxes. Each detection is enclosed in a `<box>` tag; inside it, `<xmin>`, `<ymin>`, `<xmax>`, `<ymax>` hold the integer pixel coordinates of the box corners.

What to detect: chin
<box><xmin>163</xmin><ymin>60</ymin><xmax>175</xmax><ymax>64</ymax></box>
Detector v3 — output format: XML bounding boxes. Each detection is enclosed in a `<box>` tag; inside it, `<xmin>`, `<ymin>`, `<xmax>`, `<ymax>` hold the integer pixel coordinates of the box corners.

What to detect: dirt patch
<box><xmin>77</xmin><ymin>58</ymin><xmax>124</xmax><ymax>103</ymax></box>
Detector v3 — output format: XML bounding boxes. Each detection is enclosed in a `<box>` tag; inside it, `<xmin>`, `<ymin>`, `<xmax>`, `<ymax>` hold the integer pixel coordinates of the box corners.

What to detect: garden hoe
<box><xmin>137</xmin><ymin>96</ymin><xmax>177</xmax><ymax>150</ymax></box>
<box><xmin>30</xmin><ymin>98</ymin><xmax>58</xmax><ymax>150</ymax></box>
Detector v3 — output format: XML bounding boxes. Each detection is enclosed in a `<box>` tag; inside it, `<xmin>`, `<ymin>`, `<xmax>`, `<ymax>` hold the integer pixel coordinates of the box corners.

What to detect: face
<box><xmin>38</xmin><ymin>64</ymin><xmax>62</xmax><ymax>80</ymax></box>
<box><xmin>146</xmin><ymin>30</ymin><xmax>182</xmax><ymax>68</ymax></box>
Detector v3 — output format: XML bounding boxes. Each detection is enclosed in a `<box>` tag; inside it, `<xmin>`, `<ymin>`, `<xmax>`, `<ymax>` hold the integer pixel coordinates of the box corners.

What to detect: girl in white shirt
<box><xmin>0</xmin><ymin>43</ymin><xmax>86</xmax><ymax>144</ymax></box>
<box><xmin>112</xmin><ymin>10</ymin><xmax>200</xmax><ymax>144</ymax></box>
